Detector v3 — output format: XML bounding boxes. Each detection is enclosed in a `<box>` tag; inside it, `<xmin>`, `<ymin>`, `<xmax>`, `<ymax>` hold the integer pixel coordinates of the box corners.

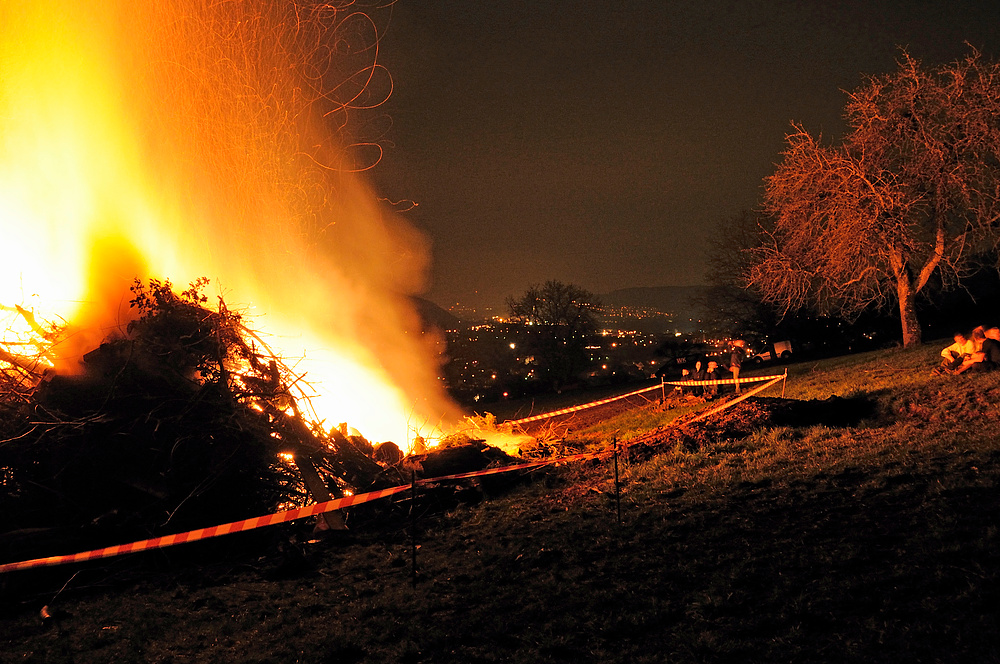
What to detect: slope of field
<box><xmin>2</xmin><ymin>343</ymin><xmax>999</xmax><ymax>663</ymax></box>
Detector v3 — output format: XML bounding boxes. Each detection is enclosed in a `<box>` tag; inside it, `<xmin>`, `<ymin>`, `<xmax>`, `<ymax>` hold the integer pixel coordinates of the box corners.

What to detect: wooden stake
<box><xmin>410</xmin><ymin>470</ymin><xmax>418</xmax><ymax>587</ymax></box>
<box><xmin>613</xmin><ymin>437</ymin><xmax>622</xmax><ymax>527</ymax></box>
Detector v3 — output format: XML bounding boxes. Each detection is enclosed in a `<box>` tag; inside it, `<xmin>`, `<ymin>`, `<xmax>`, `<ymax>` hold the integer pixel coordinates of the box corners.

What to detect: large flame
<box><xmin>0</xmin><ymin>1</ymin><xmax>462</xmax><ymax>448</ymax></box>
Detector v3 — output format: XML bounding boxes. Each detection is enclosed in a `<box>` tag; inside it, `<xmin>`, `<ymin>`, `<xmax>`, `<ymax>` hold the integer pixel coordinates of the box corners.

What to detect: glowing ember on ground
<box><xmin>0</xmin><ymin>1</ymin><xmax>465</xmax><ymax>451</ymax></box>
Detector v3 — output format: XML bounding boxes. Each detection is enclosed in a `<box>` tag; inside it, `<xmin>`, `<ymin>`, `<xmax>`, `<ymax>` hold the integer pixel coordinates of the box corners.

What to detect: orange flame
<box><xmin>0</xmin><ymin>1</ymin><xmax>462</xmax><ymax>449</ymax></box>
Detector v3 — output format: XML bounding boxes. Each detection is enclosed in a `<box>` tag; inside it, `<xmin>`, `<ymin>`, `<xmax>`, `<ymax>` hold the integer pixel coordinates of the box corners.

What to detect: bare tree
<box><xmin>749</xmin><ymin>48</ymin><xmax>1000</xmax><ymax>347</ymax></box>
<box><xmin>700</xmin><ymin>210</ymin><xmax>780</xmax><ymax>344</ymax></box>
<box><xmin>507</xmin><ymin>281</ymin><xmax>599</xmax><ymax>388</ymax></box>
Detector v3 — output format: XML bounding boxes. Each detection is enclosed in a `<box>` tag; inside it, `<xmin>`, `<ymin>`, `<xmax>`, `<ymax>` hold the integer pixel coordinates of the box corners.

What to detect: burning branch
<box><xmin>0</xmin><ymin>302</ymin><xmax>64</xmax><ymax>398</ymax></box>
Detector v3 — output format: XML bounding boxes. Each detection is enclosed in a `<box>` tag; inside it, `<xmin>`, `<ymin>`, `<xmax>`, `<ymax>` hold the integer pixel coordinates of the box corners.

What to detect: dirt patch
<box><xmin>625</xmin><ymin>395</ymin><xmax>879</xmax><ymax>455</ymax></box>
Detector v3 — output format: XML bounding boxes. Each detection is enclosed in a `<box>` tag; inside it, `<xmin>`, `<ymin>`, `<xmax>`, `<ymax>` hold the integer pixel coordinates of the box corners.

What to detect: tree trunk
<box><xmin>896</xmin><ymin>274</ymin><xmax>922</xmax><ymax>348</ymax></box>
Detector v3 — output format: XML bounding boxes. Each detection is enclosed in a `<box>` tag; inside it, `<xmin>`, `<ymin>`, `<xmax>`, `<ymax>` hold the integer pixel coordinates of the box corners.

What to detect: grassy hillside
<box><xmin>3</xmin><ymin>343</ymin><xmax>1000</xmax><ymax>663</ymax></box>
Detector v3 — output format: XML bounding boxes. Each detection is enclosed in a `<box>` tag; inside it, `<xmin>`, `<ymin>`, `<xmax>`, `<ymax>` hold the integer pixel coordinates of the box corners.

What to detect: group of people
<box><xmin>935</xmin><ymin>326</ymin><xmax>1000</xmax><ymax>375</ymax></box>
<box><xmin>676</xmin><ymin>339</ymin><xmax>748</xmax><ymax>399</ymax></box>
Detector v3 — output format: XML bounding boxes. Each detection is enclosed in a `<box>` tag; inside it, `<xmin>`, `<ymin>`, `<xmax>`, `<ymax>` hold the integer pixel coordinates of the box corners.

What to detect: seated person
<box><xmin>953</xmin><ymin>327</ymin><xmax>985</xmax><ymax>374</ymax></box>
<box><xmin>936</xmin><ymin>332</ymin><xmax>974</xmax><ymax>374</ymax></box>
<box><xmin>957</xmin><ymin>327</ymin><xmax>1000</xmax><ymax>373</ymax></box>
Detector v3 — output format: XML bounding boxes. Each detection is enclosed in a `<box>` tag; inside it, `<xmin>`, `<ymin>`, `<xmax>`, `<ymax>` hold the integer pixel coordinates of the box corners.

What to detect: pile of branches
<box><xmin>0</xmin><ymin>279</ymin><xmax>401</xmax><ymax>559</ymax></box>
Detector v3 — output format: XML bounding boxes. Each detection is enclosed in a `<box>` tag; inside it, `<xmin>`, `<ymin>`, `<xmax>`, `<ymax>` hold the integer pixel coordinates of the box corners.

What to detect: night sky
<box><xmin>368</xmin><ymin>1</ymin><xmax>1000</xmax><ymax>311</ymax></box>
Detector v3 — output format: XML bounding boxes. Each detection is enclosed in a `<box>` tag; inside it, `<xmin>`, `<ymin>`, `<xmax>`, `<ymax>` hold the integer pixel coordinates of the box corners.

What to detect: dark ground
<box><xmin>3</xmin><ymin>439</ymin><xmax>997</xmax><ymax>663</ymax></box>
<box><xmin>2</xmin><ymin>361</ymin><xmax>1000</xmax><ymax>662</ymax></box>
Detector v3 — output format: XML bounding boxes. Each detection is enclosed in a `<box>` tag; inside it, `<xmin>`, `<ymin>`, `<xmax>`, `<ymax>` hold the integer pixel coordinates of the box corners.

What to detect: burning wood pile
<box><xmin>0</xmin><ymin>279</ymin><xmax>415</xmax><ymax>559</ymax></box>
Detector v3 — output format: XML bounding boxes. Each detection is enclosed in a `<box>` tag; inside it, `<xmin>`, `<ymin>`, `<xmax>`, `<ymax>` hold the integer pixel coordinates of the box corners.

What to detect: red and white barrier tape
<box><xmin>682</xmin><ymin>374</ymin><xmax>785</xmax><ymax>425</ymax></box>
<box><xmin>507</xmin><ymin>372</ymin><xmax>786</xmax><ymax>425</ymax></box>
<box><xmin>417</xmin><ymin>452</ymin><xmax>597</xmax><ymax>484</ymax></box>
<box><xmin>509</xmin><ymin>384</ymin><xmax>663</xmax><ymax>425</ymax></box>
<box><xmin>0</xmin><ymin>453</ymin><xmax>603</xmax><ymax>574</ymax></box>
<box><xmin>0</xmin><ymin>485</ymin><xmax>408</xmax><ymax>574</ymax></box>
<box><xmin>0</xmin><ymin>374</ymin><xmax>787</xmax><ymax>574</ymax></box>
<box><xmin>662</xmin><ymin>372</ymin><xmax>786</xmax><ymax>387</ymax></box>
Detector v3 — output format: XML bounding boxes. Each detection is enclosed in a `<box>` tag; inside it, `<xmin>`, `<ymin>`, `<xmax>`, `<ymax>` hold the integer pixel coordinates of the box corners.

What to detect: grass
<box><xmin>3</xmin><ymin>342</ymin><xmax>1000</xmax><ymax>662</ymax></box>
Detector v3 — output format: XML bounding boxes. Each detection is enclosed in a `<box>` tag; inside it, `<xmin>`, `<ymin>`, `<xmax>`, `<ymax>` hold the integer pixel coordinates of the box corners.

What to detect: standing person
<box><xmin>730</xmin><ymin>340</ymin><xmax>746</xmax><ymax>394</ymax></box>
<box><xmin>678</xmin><ymin>368</ymin><xmax>690</xmax><ymax>396</ymax></box>
<box><xmin>691</xmin><ymin>359</ymin><xmax>707</xmax><ymax>397</ymax></box>
<box><xmin>705</xmin><ymin>361</ymin><xmax>721</xmax><ymax>399</ymax></box>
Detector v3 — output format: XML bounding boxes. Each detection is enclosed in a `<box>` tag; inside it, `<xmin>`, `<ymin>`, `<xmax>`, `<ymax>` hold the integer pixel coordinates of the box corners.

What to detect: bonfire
<box><xmin>0</xmin><ymin>279</ymin><xmax>418</xmax><ymax>556</ymax></box>
<box><xmin>0</xmin><ymin>1</ymin><xmax>529</xmax><ymax>564</ymax></box>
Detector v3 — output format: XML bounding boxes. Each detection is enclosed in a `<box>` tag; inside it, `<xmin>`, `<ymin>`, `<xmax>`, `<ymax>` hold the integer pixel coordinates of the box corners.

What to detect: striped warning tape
<box><xmin>0</xmin><ymin>374</ymin><xmax>787</xmax><ymax>574</ymax></box>
<box><xmin>683</xmin><ymin>374</ymin><xmax>785</xmax><ymax>425</ymax></box>
<box><xmin>0</xmin><ymin>453</ymin><xmax>602</xmax><ymax>574</ymax></box>
<box><xmin>0</xmin><ymin>485</ymin><xmax>408</xmax><ymax>574</ymax></box>
<box><xmin>418</xmin><ymin>451</ymin><xmax>600</xmax><ymax>484</ymax></box>
<box><xmin>508</xmin><ymin>373</ymin><xmax>786</xmax><ymax>425</ymax></box>
<box><xmin>509</xmin><ymin>384</ymin><xmax>663</xmax><ymax>425</ymax></box>
<box><xmin>662</xmin><ymin>373</ymin><xmax>785</xmax><ymax>387</ymax></box>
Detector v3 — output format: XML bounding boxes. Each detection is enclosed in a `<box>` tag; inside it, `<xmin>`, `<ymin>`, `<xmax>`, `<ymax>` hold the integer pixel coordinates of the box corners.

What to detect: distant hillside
<box><xmin>412</xmin><ymin>297</ymin><xmax>462</xmax><ymax>331</ymax></box>
<box><xmin>598</xmin><ymin>286</ymin><xmax>708</xmax><ymax>331</ymax></box>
